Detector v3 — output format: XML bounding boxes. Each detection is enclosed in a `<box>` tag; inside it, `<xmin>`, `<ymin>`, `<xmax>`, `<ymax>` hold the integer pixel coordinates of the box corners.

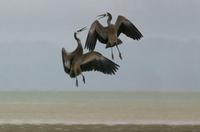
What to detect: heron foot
<box><xmin>119</xmin><ymin>53</ymin><xmax>123</xmax><ymax>60</ymax></box>
<box><xmin>112</xmin><ymin>54</ymin><xmax>114</xmax><ymax>60</ymax></box>
<box><xmin>116</xmin><ymin>45</ymin><xmax>122</xmax><ymax>60</ymax></box>
<box><xmin>76</xmin><ymin>78</ymin><xmax>78</xmax><ymax>87</ymax></box>
<box><xmin>111</xmin><ymin>47</ymin><xmax>114</xmax><ymax>60</ymax></box>
<box><xmin>82</xmin><ymin>75</ymin><xmax>85</xmax><ymax>84</ymax></box>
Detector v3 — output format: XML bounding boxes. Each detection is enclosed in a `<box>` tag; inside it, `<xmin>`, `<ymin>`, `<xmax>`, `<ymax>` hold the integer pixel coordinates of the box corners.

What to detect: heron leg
<box><xmin>116</xmin><ymin>45</ymin><xmax>122</xmax><ymax>60</ymax></box>
<box><xmin>111</xmin><ymin>47</ymin><xmax>114</xmax><ymax>60</ymax></box>
<box><xmin>81</xmin><ymin>73</ymin><xmax>85</xmax><ymax>84</ymax></box>
<box><xmin>75</xmin><ymin>77</ymin><xmax>78</xmax><ymax>87</ymax></box>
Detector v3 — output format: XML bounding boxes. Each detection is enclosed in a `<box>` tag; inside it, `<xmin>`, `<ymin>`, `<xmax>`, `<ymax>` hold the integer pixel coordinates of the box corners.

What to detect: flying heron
<box><xmin>85</xmin><ymin>12</ymin><xmax>143</xmax><ymax>60</ymax></box>
<box><xmin>62</xmin><ymin>27</ymin><xmax>119</xmax><ymax>87</ymax></box>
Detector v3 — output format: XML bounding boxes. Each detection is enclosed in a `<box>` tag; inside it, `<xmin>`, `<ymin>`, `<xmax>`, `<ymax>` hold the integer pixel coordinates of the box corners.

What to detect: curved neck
<box><xmin>74</xmin><ymin>32</ymin><xmax>80</xmax><ymax>42</ymax></box>
<box><xmin>74</xmin><ymin>32</ymin><xmax>83</xmax><ymax>54</ymax></box>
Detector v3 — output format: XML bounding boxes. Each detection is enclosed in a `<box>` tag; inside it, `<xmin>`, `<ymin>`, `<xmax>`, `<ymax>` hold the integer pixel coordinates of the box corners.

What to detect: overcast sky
<box><xmin>0</xmin><ymin>0</ymin><xmax>200</xmax><ymax>91</ymax></box>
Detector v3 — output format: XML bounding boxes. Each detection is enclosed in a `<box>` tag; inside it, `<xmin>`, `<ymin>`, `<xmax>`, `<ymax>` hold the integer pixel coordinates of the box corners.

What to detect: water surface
<box><xmin>0</xmin><ymin>91</ymin><xmax>199</xmax><ymax>124</ymax></box>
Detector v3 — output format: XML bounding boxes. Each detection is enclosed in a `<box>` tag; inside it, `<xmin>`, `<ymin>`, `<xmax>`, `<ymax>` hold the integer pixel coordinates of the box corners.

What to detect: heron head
<box><xmin>106</xmin><ymin>12</ymin><xmax>112</xmax><ymax>18</ymax></box>
<box><xmin>97</xmin><ymin>13</ymin><xmax>107</xmax><ymax>20</ymax></box>
<box><xmin>74</xmin><ymin>26</ymin><xmax>87</xmax><ymax>40</ymax></box>
<box><xmin>97</xmin><ymin>12</ymin><xmax>112</xmax><ymax>20</ymax></box>
<box><xmin>74</xmin><ymin>26</ymin><xmax>87</xmax><ymax>35</ymax></box>
<box><xmin>62</xmin><ymin>48</ymin><xmax>66</xmax><ymax>53</ymax></box>
<box><xmin>76</xmin><ymin>26</ymin><xmax>87</xmax><ymax>33</ymax></box>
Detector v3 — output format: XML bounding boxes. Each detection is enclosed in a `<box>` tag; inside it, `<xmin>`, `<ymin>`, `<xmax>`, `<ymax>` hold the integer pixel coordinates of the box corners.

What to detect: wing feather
<box><xmin>85</xmin><ymin>20</ymin><xmax>107</xmax><ymax>51</ymax></box>
<box><xmin>81</xmin><ymin>52</ymin><xmax>119</xmax><ymax>75</ymax></box>
<box><xmin>61</xmin><ymin>48</ymin><xmax>70</xmax><ymax>74</ymax></box>
<box><xmin>115</xmin><ymin>15</ymin><xmax>143</xmax><ymax>40</ymax></box>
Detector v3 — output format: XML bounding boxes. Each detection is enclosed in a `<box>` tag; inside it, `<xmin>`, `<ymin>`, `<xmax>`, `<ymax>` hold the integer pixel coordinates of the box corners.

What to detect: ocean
<box><xmin>0</xmin><ymin>91</ymin><xmax>199</xmax><ymax>125</ymax></box>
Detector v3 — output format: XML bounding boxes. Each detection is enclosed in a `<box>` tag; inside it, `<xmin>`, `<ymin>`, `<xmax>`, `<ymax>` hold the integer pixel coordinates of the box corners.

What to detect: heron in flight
<box><xmin>85</xmin><ymin>12</ymin><xmax>143</xmax><ymax>60</ymax></box>
<box><xmin>62</xmin><ymin>27</ymin><xmax>119</xmax><ymax>87</ymax></box>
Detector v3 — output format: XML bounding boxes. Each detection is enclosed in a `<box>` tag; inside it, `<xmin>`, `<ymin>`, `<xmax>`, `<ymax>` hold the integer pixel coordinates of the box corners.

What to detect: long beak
<box><xmin>97</xmin><ymin>13</ymin><xmax>107</xmax><ymax>20</ymax></box>
<box><xmin>77</xmin><ymin>26</ymin><xmax>87</xmax><ymax>33</ymax></box>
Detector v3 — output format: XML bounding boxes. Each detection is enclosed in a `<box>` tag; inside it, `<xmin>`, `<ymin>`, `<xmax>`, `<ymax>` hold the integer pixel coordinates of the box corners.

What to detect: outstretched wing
<box><xmin>85</xmin><ymin>20</ymin><xmax>107</xmax><ymax>51</ymax></box>
<box><xmin>115</xmin><ymin>15</ymin><xmax>143</xmax><ymax>40</ymax></box>
<box><xmin>81</xmin><ymin>51</ymin><xmax>119</xmax><ymax>75</ymax></box>
<box><xmin>61</xmin><ymin>48</ymin><xmax>70</xmax><ymax>74</ymax></box>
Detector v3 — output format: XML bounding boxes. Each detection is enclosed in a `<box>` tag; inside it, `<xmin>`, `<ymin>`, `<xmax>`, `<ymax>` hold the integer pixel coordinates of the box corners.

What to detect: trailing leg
<box><xmin>116</xmin><ymin>45</ymin><xmax>122</xmax><ymax>60</ymax></box>
<box><xmin>111</xmin><ymin>47</ymin><xmax>114</xmax><ymax>60</ymax></box>
<box><xmin>75</xmin><ymin>77</ymin><xmax>78</xmax><ymax>87</ymax></box>
<box><xmin>81</xmin><ymin>73</ymin><xmax>85</xmax><ymax>84</ymax></box>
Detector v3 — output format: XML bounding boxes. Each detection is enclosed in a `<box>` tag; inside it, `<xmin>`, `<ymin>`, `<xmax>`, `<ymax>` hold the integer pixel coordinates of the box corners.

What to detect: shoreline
<box><xmin>1</xmin><ymin>120</ymin><xmax>200</xmax><ymax>125</ymax></box>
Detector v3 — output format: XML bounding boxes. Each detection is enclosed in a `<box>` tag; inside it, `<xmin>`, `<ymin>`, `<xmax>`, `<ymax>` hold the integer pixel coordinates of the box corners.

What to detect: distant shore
<box><xmin>0</xmin><ymin>124</ymin><xmax>200</xmax><ymax>132</ymax></box>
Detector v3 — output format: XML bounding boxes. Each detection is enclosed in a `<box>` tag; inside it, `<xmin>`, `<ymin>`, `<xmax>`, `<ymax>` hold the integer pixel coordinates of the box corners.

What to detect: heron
<box><xmin>62</xmin><ymin>27</ymin><xmax>119</xmax><ymax>87</ymax></box>
<box><xmin>85</xmin><ymin>12</ymin><xmax>143</xmax><ymax>60</ymax></box>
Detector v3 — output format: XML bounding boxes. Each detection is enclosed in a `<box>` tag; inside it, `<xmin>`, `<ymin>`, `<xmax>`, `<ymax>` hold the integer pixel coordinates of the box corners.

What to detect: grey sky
<box><xmin>0</xmin><ymin>0</ymin><xmax>200</xmax><ymax>91</ymax></box>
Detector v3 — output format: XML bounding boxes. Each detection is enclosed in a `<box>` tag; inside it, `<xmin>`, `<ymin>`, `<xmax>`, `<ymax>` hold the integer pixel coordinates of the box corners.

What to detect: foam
<box><xmin>0</xmin><ymin>119</ymin><xmax>200</xmax><ymax>125</ymax></box>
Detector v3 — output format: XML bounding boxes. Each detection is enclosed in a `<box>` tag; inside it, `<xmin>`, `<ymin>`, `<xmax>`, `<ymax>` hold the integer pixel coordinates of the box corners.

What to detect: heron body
<box><xmin>106</xmin><ymin>24</ymin><xmax>122</xmax><ymax>48</ymax></box>
<box><xmin>85</xmin><ymin>12</ymin><xmax>143</xmax><ymax>60</ymax></box>
<box><xmin>62</xmin><ymin>27</ymin><xmax>119</xmax><ymax>87</ymax></box>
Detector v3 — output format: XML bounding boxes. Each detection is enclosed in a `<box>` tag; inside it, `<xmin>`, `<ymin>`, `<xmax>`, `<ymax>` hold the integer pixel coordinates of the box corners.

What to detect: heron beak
<box><xmin>97</xmin><ymin>13</ymin><xmax>107</xmax><ymax>20</ymax></box>
<box><xmin>77</xmin><ymin>26</ymin><xmax>87</xmax><ymax>33</ymax></box>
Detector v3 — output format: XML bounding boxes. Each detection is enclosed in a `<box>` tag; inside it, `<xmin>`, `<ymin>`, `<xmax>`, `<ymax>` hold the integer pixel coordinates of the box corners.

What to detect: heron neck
<box><xmin>107</xmin><ymin>15</ymin><xmax>112</xmax><ymax>26</ymax></box>
<box><xmin>107</xmin><ymin>19</ymin><xmax>111</xmax><ymax>26</ymax></box>
<box><xmin>74</xmin><ymin>33</ymin><xmax>83</xmax><ymax>54</ymax></box>
<box><xmin>74</xmin><ymin>32</ymin><xmax>80</xmax><ymax>41</ymax></box>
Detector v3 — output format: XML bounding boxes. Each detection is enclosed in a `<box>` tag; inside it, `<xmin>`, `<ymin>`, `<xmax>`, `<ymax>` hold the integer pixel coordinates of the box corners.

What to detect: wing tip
<box><xmin>104</xmin><ymin>58</ymin><xmax>120</xmax><ymax>75</ymax></box>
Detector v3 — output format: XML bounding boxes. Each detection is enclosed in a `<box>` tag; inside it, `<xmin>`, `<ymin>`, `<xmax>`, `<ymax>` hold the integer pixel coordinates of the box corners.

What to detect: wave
<box><xmin>0</xmin><ymin>119</ymin><xmax>200</xmax><ymax>125</ymax></box>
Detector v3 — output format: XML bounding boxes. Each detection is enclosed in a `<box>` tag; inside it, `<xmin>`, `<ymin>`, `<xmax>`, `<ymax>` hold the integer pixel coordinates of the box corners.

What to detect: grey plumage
<box><xmin>62</xmin><ymin>27</ymin><xmax>119</xmax><ymax>87</ymax></box>
<box><xmin>85</xmin><ymin>12</ymin><xmax>143</xmax><ymax>60</ymax></box>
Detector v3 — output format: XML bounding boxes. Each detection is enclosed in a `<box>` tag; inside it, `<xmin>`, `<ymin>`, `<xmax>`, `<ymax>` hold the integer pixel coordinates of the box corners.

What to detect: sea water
<box><xmin>0</xmin><ymin>91</ymin><xmax>199</xmax><ymax>125</ymax></box>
